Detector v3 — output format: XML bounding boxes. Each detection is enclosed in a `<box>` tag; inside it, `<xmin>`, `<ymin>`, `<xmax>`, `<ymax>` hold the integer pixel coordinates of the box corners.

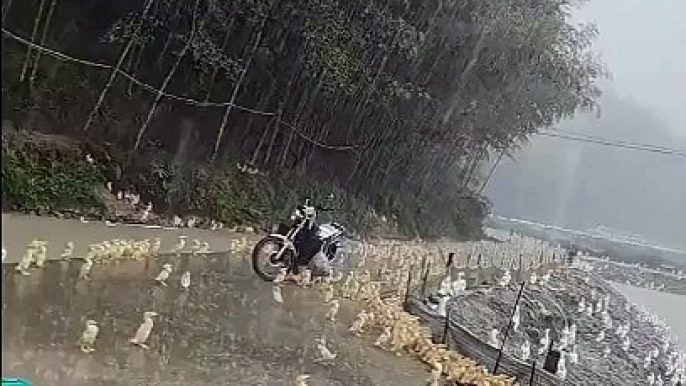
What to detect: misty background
<box><xmin>486</xmin><ymin>0</ymin><xmax>686</xmax><ymax>250</ymax></box>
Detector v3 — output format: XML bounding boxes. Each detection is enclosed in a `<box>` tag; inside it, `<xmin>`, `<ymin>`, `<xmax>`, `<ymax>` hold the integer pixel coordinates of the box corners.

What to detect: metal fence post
<box><xmin>441</xmin><ymin>310</ymin><xmax>450</xmax><ymax>345</ymax></box>
<box><xmin>493</xmin><ymin>281</ymin><xmax>526</xmax><ymax>374</ymax></box>
<box><xmin>421</xmin><ymin>261</ymin><xmax>431</xmax><ymax>296</ymax></box>
<box><xmin>403</xmin><ymin>266</ymin><xmax>413</xmax><ymax>310</ymax></box>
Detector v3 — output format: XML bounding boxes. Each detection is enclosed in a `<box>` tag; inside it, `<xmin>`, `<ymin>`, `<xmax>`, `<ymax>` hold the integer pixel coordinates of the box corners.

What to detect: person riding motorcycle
<box><xmin>274</xmin><ymin>201</ymin><xmax>335</xmax><ymax>275</ymax></box>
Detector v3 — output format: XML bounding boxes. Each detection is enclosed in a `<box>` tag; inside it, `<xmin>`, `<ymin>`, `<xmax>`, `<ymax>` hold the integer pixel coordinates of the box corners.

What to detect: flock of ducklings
<box><xmin>5</xmin><ymin>235</ymin><xmax>251</xmax><ymax>355</ymax></box>
<box><xmin>286</xmin><ymin>242</ymin><xmax>517</xmax><ymax>386</ymax></box>
<box><xmin>5</xmin><ymin>235</ymin><xmax>514</xmax><ymax>385</ymax></box>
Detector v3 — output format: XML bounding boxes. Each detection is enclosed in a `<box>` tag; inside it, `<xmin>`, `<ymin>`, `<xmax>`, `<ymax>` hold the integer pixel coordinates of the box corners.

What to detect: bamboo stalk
<box><xmin>82</xmin><ymin>0</ymin><xmax>155</xmax><ymax>133</ymax></box>
<box><xmin>19</xmin><ymin>0</ymin><xmax>48</xmax><ymax>82</ymax></box>
<box><xmin>203</xmin><ymin>19</ymin><xmax>234</xmax><ymax>102</ymax></box>
<box><xmin>133</xmin><ymin>0</ymin><xmax>201</xmax><ymax>151</ymax></box>
<box><xmin>2</xmin><ymin>0</ymin><xmax>14</xmax><ymax>23</ymax></box>
<box><xmin>211</xmin><ymin>17</ymin><xmax>267</xmax><ymax>162</ymax></box>
<box><xmin>28</xmin><ymin>0</ymin><xmax>58</xmax><ymax>86</ymax></box>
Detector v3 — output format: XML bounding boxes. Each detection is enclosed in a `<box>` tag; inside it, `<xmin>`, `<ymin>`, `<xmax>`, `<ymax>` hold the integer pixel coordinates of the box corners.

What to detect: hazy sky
<box><xmin>485</xmin><ymin>1</ymin><xmax>686</xmax><ymax>249</ymax></box>
<box><xmin>575</xmin><ymin>0</ymin><xmax>686</xmax><ymax>138</ymax></box>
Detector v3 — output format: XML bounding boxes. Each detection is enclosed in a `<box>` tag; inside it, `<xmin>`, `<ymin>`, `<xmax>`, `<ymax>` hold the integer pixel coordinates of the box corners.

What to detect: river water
<box><xmin>613</xmin><ymin>282</ymin><xmax>686</xmax><ymax>351</ymax></box>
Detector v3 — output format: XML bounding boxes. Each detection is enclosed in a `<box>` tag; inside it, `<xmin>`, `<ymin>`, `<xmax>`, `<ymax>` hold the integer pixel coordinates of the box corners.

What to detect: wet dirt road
<box><xmin>1</xmin><ymin>213</ymin><xmax>259</xmax><ymax>264</ymax></box>
<box><xmin>1</xmin><ymin>217</ymin><xmax>429</xmax><ymax>386</ymax></box>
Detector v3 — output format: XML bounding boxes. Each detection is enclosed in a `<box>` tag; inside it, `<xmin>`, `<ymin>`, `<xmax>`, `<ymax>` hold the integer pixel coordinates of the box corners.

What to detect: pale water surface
<box><xmin>613</xmin><ymin>282</ymin><xmax>686</xmax><ymax>351</ymax></box>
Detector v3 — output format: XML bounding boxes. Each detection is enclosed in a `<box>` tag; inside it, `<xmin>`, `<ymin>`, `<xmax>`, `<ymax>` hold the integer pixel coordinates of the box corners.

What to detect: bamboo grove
<box><xmin>1</xmin><ymin>0</ymin><xmax>604</xmax><ymax>238</ymax></box>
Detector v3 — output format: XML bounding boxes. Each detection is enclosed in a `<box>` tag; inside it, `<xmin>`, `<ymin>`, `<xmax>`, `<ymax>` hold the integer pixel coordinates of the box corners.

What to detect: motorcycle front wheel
<box><xmin>251</xmin><ymin>236</ymin><xmax>295</xmax><ymax>281</ymax></box>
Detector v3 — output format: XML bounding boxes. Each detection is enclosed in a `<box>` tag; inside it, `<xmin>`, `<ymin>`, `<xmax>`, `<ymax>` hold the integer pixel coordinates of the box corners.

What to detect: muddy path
<box><xmin>1</xmin><ymin>215</ymin><xmax>429</xmax><ymax>386</ymax></box>
<box><xmin>1</xmin><ymin>254</ymin><xmax>430</xmax><ymax>386</ymax></box>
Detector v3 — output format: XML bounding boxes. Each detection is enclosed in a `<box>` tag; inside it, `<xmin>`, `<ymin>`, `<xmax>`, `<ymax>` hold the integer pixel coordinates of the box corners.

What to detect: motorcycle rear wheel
<box><xmin>251</xmin><ymin>236</ymin><xmax>295</xmax><ymax>282</ymax></box>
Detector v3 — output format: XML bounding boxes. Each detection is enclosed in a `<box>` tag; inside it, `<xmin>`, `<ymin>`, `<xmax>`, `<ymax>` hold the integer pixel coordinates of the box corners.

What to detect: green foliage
<box><xmin>1</xmin><ymin>133</ymin><xmax>106</xmax><ymax>214</ymax></box>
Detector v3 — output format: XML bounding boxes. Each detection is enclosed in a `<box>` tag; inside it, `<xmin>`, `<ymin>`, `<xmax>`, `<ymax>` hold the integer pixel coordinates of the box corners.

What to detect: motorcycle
<box><xmin>251</xmin><ymin>197</ymin><xmax>349</xmax><ymax>281</ymax></box>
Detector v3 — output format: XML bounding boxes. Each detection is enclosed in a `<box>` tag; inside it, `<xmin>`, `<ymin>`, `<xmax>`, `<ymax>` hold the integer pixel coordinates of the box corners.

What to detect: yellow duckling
<box><xmin>293</xmin><ymin>374</ymin><xmax>310</xmax><ymax>386</ymax></box>
<box><xmin>323</xmin><ymin>284</ymin><xmax>335</xmax><ymax>303</ymax></box>
<box><xmin>33</xmin><ymin>241</ymin><xmax>48</xmax><ymax>268</ymax></box>
<box><xmin>349</xmin><ymin>310</ymin><xmax>369</xmax><ymax>336</ymax></box>
<box><xmin>16</xmin><ymin>245</ymin><xmax>35</xmax><ymax>275</ymax></box>
<box><xmin>374</xmin><ymin>326</ymin><xmax>392</xmax><ymax>349</ymax></box>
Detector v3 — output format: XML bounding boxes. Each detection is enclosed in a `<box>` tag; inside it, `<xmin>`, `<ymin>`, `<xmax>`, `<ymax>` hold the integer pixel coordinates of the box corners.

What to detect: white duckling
<box><xmin>602</xmin><ymin>312</ymin><xmax>613</xmax><ymax>330</ymax></box>
<box><xmin>648</xmin><ymin>372</ymin><xmax>656</xmax><ymax>385</ymax></box>
<box><xmin>325</xmin><ymin>300</ymin><xmax>340</xmax><ymax>322</ymax></box>
<box><xmin>559</xmin><ymin>325</ymin><xmax>570</xmax><ymax>350</ymax></box>
<box><xmin>322</xmin><ymin>283</ymin><xmax>335</xmax><ymax>303</ymax></box>
<box><xmin>557</xmin><ymin>351</ymin><xmax>567</xmax><ymax>380</ymax></box>
<box><xmin>539</xmin><ymin>270</ymin><xmax>551</xmax><ymax>285</ymax></box>
<box><xmin>191</xmin><ymin>239</ymin><xmax>202</xmax><ymax>255</ymax></box>
<box><xmin>300</xmin><ymin>269</ymin><xmax>312</xmax><ymax>287</ymax></box>
<box><xmin>437</xmin><ymin>296</ymin><xmax>449</xmax><ymax>317</ymax></box>
<box><xmin>512</xmin><ymin>304</ymin><xmax>521</xmax><ymax>332</ymax></box>
<box><xmin>180</xmin><ymin>271</ymin><xmax>191</xmax><ymax>289</ymax></box>
<box><xmin>140</xmin><ymin>202</ymin><xmax>153</xmax><ymax>222</ymax></box>
<box><xmin>622</xmin><ymin>336</ymin><xmax>631</xmax><ymax>352</ymax></box>
<box><xmin>596</xmin><ymin>298</ymin><xmax>604</xmax><ymax>314</ymax></box>
<box><xmin>155</xmin><ymin>263</ymin><xmax>173</xmax><ymax>286</ymax></box>
<box><xmin>452</xmin><ymin>272</ymin><xmax>467</xmax><ymax>293</ymax></box>
<box><xmin>438</xmin><ymin>276</ymin><xmax>452</xmax><ymax>296</ymax></box>
<box><xmin>130</xmin><ymin>311</ymin><xmax>158</xmax><ymax>349</ymax></box>
<box><xmin>374</xmin><ymin>326</ymin><xmax>392</xmax><ymax>348</ymax></box>
<box><xmin>79</xmin><ymin>320</ymin><xmax>99</xmax><ymax>353</ymax></box>
<box><xmin>585</xmin><ymin>302</ymin><xmax>594</xmax><ymax>317</ymax></box>
<box><xmin>349</xmin><ymin>310</ymin><xmax>369</xmax><ymax>335</ymax></box>
<box><xmin>538</xmin><ymin>329</ymin><xmax>551</xmax><ymax>355</ymax></box>
<box><xmin>316</xmin><ymin>338</ymin><xmax>337</xmax><ymax>361</ymax></box>
<box><xmin>79</xmin><ymin>256</ymin><xmax>94</xmax><ymax>280</ymax></box>
<box><xmin>172</xmin><ymin>236</ymin><xmax>187</xmax><ymax>254</ymax></box>
<box><xmin>644</xmin><ymin>353</ymin><xmax>653</xmax><ymax>369</ymax></box>
<box><xmin>274</xmin><ymin>267</ymin><xmax>288</xmax><ymax>284</ymax></box>
<box><xmin>577</xmin><ymin>297</ymin><xmax>586</xmax><ymax>313</ymax></box>
<box><xmin>272</xmin><ymin>285</ymin><xmax>284</xmax><ymax>304</ymax></box>
<box><xmin>595</xmin><ymin>330</ymin><xmax>605</xmax><ymax>343</ymax></box>
<box><xmin>293</xmin><ymin>374</ymin><xmax>310</xmax><ymax>386</ymax></box>
<box><xmin>488</xmin><ymin>328</ymin><xmax>501</xmax><ymax>347</ymax></box>
<box><xmin>521</xmin><ymin>338</ymin><xmax>531</xmax><ymax>361</ymax></box>
<box><xmin>61</xmin><ymin>241</ymin><xmax>75</xmax><ymax>260</ymax></box>
<box><xmin>499</xmin><ymin>269</ymin><xmax>512</xmax><ymax>287</ymax></box>
<box><xmin>151</xmin><ymin>238</ymin><xmax>161</xmax><ymax>255</ymax></box>
<box><xmin>569</xmin><ymin>344</ymin><xmax>579</xmax><ymax>364</ymax></box>
<box><xmin>529</xmin><ymin>272</ymin><xmax>538</xmax><ymax>285</ymax></box>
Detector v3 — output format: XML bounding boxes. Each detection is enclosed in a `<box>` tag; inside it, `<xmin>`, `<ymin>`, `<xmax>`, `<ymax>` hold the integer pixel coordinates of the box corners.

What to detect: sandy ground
<box><xmin>1</xmin><ymin>214</ymin><xmax>430</xmax><ymax>386</ymax></box>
